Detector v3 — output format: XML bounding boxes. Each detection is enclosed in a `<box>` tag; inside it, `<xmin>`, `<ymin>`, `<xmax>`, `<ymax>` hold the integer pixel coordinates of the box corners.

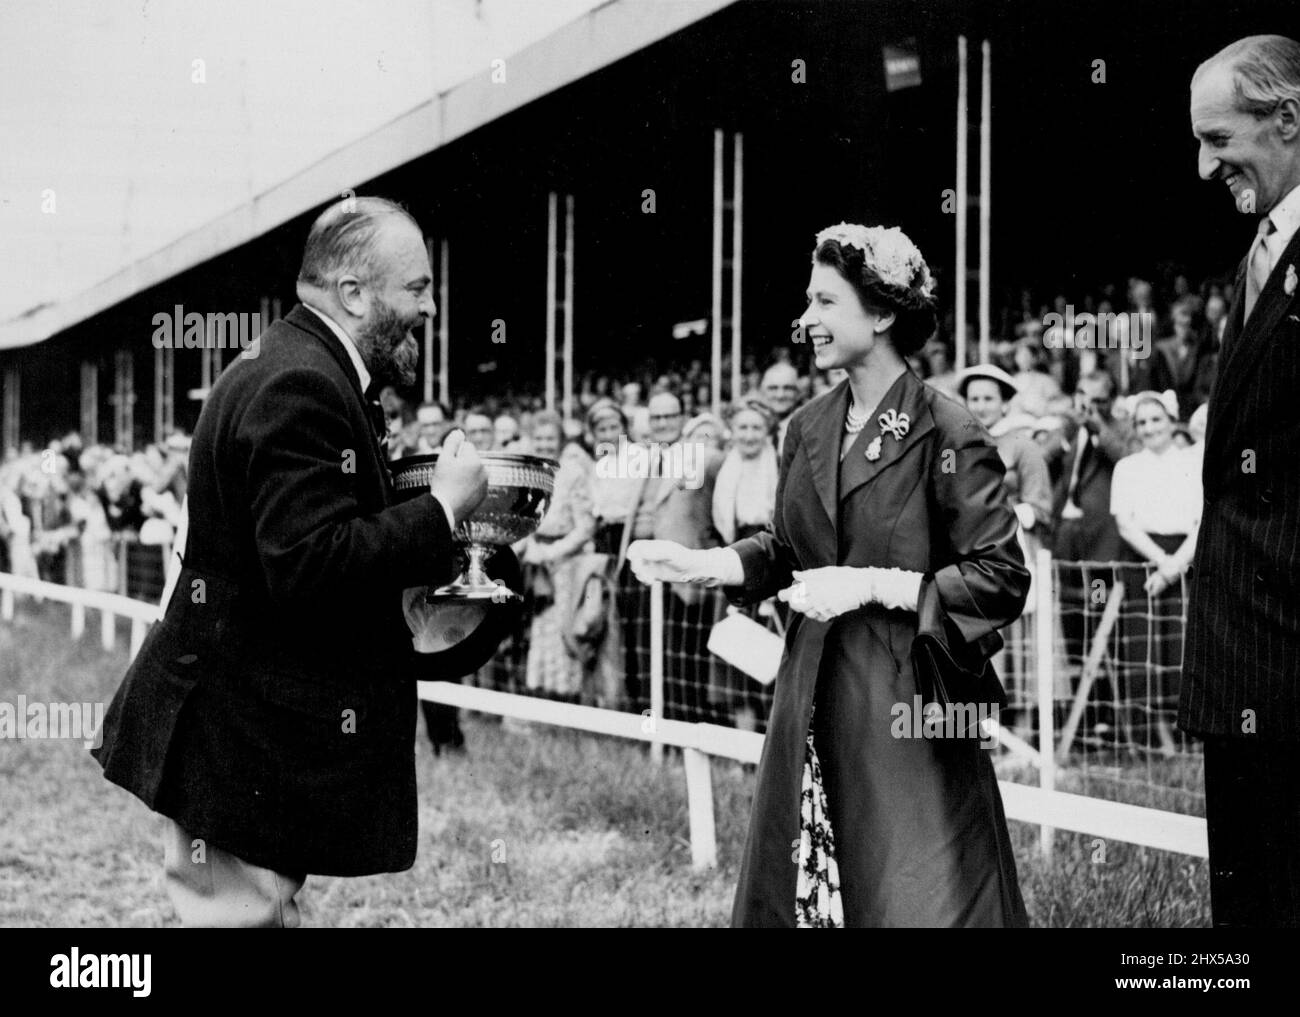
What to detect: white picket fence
<box><xmin>0</xmin><ymin>550</ymin><xmax>1207</xmax><ymax>870</ymax></box>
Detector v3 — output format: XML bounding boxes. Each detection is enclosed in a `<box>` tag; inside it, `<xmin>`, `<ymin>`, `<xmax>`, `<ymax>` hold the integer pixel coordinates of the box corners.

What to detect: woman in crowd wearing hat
<box><xmin>629</xmin><ymin>222</ymin><xmax>1030</xmax><ymax>927</ymax></box>
<box><xmin>1110</xmin><ymin>389</ymin><xmax>1201</xmax><ymax>751</ymax></box>
<box><xmin>517</xmin><ymin>410</ymin><xmax>595</xmax><ymax>703</ymax></box>
<box><xmin>708</xmin><ymin>399</ymin><xmax>781</xmax><ymax>730</ymax></box>
<box><xmin>584</xmin><ymin>399</ymin><xmax>639</xmax><ymax>557</ymax></box>
<box><xmin>682</xmin><ymin>411</ymin><xmax>727</xmax><ymax>454</ymax></box>
<box><xmin>957</xmin><ymin>363</ymin><xmax>1054</xmax><ymax>541</ymax></box>
<box><xmin>957</xmin><ymin>362</ymin><xmax>1054</xmax><ymax>723</ymax></box>
<box><xmin>570</xmin><ymin>399</ymin><xmax>643</xmax><ymax>711</ymax></box>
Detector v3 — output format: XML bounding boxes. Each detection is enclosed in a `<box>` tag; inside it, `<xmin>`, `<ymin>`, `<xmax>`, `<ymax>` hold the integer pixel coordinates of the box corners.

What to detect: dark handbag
<box><xmin>909</xmin><ymin>574</ymin><xmax>1007</xmax><ymax>737</ymax></box>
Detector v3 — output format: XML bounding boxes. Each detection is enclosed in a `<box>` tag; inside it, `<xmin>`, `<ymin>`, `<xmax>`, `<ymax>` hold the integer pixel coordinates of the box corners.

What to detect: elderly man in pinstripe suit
<box><xmin>1183</xmin><ymin>34</ymin><xmax>1300</xmax><ymax>927</ymax></box>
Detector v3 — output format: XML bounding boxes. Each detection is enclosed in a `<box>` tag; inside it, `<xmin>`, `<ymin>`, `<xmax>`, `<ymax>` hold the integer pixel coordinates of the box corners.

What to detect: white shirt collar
<box><xmin>1265</xmin><ymin>182</ymin><xmax>1300</xmax><ymax>259</ymax></box>
<box><xmin>303</xmin><ymin>304</ymin><xmax>371</xmax><ymax>396</ymax></box>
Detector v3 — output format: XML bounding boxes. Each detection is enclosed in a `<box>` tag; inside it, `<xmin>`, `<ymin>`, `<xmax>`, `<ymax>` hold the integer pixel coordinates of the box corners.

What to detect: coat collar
<box><xmin>282</xmin><ymin>303</ymin><xmax>369</xmax><ymax>406</ymax></box>
<box><xmin>798</xmin><ymin>368</ymin><xmax>936</xmax><ymax>536</ymax></box>
<box><xmin>1213</xmin><ymin>225</ymin><xmax>1300</xmax><ymax>416</ymax></box>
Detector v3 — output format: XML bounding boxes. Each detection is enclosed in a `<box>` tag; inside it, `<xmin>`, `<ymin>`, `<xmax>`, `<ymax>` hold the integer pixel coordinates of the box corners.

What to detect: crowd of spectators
<box><xmin>1</xmin><ymin>269</ymin><xmax>1219</xmax><ymax>742</ymax></box>
<box><xmin>0</xmin><ymin>432</ymin><xmax>188</xmax><ymax>600</ymax></box>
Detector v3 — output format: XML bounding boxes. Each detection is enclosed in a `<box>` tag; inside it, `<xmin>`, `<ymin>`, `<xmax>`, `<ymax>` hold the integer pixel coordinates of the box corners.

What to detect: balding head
<box><xmin>295</xmin><ymin>196</ymin><xmax>434</xmax><ymax>389</ymax></box>
<box><xmin>299</xmin><ymin>196</ymin><xmax>421</xmax><ymax>291</ymax></box>
<box><xmin>761</xmin><ymin>363</ymin><xmax>801</xmax><ymax>418</ymax></box>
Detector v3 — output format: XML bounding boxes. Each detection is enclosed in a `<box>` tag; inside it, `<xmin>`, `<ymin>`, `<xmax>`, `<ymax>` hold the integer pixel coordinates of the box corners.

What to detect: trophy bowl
<box><xmin>391</xmin><ymin>451</ymin><xmax>558</xmax><ymax>602</ymax></box>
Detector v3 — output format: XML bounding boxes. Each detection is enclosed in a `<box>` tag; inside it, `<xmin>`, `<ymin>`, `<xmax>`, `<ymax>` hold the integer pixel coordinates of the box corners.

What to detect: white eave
<box><xmin>0</xmin><ymin>0</ymin><xmax>736</xmax><ymax>352</ymax></box>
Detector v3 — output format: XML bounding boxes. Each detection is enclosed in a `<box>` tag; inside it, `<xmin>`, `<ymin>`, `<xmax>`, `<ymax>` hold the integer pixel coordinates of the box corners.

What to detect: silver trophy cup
<box><xmin>391</xmin><ymin>451</ymin><xmax>558</xmax><ymax>602</ymax></box>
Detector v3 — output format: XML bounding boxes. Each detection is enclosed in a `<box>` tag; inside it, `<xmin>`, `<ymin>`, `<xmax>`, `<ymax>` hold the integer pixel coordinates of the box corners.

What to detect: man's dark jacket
<box><xmin>1180</xmin><ymin>226</ymin><xmax>1300</xmax><ymax>740</ymax></box>
<box><xmin>92</xmin><ymin>304</ymin><xmax>458</xmax><ymax>875</ymax></box>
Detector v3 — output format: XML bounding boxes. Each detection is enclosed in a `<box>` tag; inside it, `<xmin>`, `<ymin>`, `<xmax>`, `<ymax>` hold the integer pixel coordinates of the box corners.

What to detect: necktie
<box><xmin>365</xmin><ymin>398</ymin><xmax>390</xmax><ymax>461</ymax></box>
<box><xmin>1244</xmin><ymin>215</ymin><xmax>1277</xmax><ymax>323</ymax></box>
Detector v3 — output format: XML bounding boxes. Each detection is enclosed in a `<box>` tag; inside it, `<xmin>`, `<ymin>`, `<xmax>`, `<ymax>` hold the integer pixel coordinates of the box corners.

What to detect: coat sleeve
<box><xmin>723</xmin><ymin>416</ymin><xmax>803</xmax><ymax>605</ymax></box>
<box><xmin>924</xmin><ymin>416</ymin><xmax>1031</xmax><ymax>657</ymax></box>
<box><xmin>240</xmin><ymin>367</ymin><xmax>458</xmax><ymax>604</ymax></box>
<box><xmin>1015</xmin><ymin>436</ymin><xmax>1055</xmax><ymax>532</ymax></box>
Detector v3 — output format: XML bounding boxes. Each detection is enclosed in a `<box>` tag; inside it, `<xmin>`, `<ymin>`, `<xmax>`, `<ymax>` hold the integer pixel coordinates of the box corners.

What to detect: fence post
<box><xmin>71</xmin><ymin>601</ymin><xmax>85</xmax><ymax>640</ymax></box>
<box><xmin>101</xmin><ymin>609</ymin><xmax>116</xmax><ymax>652</ymax></box>
<box><xmin>129</xmin><ymin>617</ymin><xmax>146</xmax><ymax>661</ymax></box>
<box><xmin>0</xmin><ymin>586</ymin><xmax>12</xmax><ymax>622</ymax></box>
<box><xmin>683</xmin><ymin>746</ymin><xmax>718</xmax><ymax>870</ymax></box>
<box><xmin>1035</xmin><ymin>548</ymin><xmax>1056</xmax><ymax>861</ymax></box>
<box><xmin>649</xmin><ymin>579</ymin><xmax>664</xmax><ymax>766</ymax></box>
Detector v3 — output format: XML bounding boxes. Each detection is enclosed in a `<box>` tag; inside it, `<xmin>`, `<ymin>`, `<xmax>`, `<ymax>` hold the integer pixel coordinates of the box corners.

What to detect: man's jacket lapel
<box><xmin>1213</xmin><ymin>227</ymin><xmax>1300</xmax><ymax>417</ymax></box>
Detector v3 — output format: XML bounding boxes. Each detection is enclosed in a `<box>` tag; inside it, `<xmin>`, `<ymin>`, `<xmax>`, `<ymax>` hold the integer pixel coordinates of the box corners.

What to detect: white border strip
<box><xmin>0</xmin><ymin>580</ymin><xmax>1209</xmax><ymax>861</ymax></box>
<box><xmin>419</xmin><ymin>681</ymin><xmax>1209</xmax><ymax>859</ymax></box>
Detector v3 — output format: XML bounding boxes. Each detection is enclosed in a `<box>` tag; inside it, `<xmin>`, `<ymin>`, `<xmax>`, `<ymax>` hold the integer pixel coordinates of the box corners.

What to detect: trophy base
<box><xmin>424</xmin><ymin>543</ymin><xmax>520</xmax><ymax>603</ymax></box>
<box><xmin>424</xmin><ymin>581</ymin><xmax>519</xmax><ymax>604</ymax></box>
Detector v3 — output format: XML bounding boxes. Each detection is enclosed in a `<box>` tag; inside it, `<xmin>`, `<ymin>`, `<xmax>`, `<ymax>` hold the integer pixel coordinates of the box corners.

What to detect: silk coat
<box><xmin>725</xmin><ymin>369</ymin><xmax>1031</xmax><ymax>927</ymax></box>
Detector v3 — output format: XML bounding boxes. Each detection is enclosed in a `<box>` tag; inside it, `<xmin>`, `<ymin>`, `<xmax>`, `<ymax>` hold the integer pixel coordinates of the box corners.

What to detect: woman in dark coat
<box><xmin>630</xmin><ymin>222</ymin><xmax>1031</xmax><ymax>927</ymax></box>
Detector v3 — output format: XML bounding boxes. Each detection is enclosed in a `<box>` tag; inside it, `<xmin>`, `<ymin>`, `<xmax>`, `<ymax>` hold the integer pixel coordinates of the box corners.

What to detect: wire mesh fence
<box><xmin>994</xmin><ymin>559</ymin><xmax>1203</xmax><ymax>818</ymax></box>
<box><xmin>12</xmin><ymin>539</ymin><xmax>1203</xmax><ymax>819</ymax></box>
<box><xmin>467</xmin><ymin>553</ymin><xmax>1205</xmax><ymax>818</ymax></box>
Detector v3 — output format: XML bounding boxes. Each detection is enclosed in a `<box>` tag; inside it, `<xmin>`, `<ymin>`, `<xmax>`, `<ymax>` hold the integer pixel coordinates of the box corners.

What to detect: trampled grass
<box><xmin>0</xmin><ymin>602</ymin><xmax>1209</xmax><ymax>927</ymax></box>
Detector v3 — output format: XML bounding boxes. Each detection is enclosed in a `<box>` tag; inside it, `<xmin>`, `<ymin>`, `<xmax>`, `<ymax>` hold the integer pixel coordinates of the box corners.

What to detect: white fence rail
<box><xmin>0</xmin><ymin>563</ymin><xmax>1208</xmax><ymax>868</ymax></box>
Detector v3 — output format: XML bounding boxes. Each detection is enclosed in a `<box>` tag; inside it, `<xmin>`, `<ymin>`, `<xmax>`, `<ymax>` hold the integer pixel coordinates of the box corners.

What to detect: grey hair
<box><xmin>297</xmin><ymin>195</ymin><xmax>420</xmax><ymax>288</ymax></box>
<box><xmin>1194</xmin><ymin>35</ymin><xmax>1300</xmax><ymax>119</ymax></box>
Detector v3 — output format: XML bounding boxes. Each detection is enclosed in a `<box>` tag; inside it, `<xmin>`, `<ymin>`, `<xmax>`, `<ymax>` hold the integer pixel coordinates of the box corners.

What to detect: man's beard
<box><xmin>360</xmin><ymin>300</ymin><xmax>420</xmax><ymax>389</ymax></box>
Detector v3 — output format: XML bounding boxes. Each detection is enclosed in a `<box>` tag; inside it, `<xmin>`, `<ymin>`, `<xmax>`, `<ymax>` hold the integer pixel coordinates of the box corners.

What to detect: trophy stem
<box><xmin>426</xmin><ymin>543</ymin><xmax>521</xmax><ymax>602</ymax></box>
<box><xmin>464</xmin><ymin>543</ymin><xmax>492</xmax><ymax>589</ymax></box>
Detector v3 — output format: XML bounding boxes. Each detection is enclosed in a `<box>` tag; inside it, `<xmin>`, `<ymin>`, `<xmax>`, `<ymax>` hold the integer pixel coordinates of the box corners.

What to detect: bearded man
<box><xmin>92</xmin><ymin>196</ymin><xmax>488</xmax><ymax>926</ymax></box>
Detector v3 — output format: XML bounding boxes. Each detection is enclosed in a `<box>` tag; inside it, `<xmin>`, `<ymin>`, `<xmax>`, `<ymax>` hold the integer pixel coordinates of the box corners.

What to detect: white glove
<box><xmin>868</xmin><ymin>567</ymin><xmax>924</xmax><ymax>611</ymax></box>
<box><xmin>778</xmin><ymin>567</ymin><xmax>872</xmax><ymax>622</ymax></box>
<box><xmin>627</xmin><ymin>539</ymin><xmax>744</xmax><ymax>587</ymax></box>
<box><xmin>1013</xmin><ymin>502</ymin><xmax>1037</xmax><ymax>530</ymax></box>
<box><xmin>778</xmin><ymin>566</ymin><xmax>922</xmax><ymax>622</ymax></box>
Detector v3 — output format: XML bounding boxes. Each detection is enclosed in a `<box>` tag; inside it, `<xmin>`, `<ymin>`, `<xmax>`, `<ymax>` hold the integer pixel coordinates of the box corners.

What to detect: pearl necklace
<box><xmin>845</xmin><ymin>400</ymin><xmax>872</xmax><ymax>434</ymax></box>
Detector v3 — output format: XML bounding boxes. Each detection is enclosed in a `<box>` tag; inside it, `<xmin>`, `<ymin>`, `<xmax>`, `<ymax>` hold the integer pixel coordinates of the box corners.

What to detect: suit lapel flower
<box><xmin>1285</xmin><ymin>263</ymin><xmax>1297</xmax><ymax>298</ymax></box>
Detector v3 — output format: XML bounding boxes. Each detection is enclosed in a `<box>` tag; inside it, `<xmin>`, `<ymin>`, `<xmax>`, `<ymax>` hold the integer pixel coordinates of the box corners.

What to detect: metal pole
<box><xmin>563</xmin><ymin>194</ymin><xmax>575</xmax><ymax>422</ymax></box>
<box><xmin>650</xmin><ymin>579</ymin><xmax>665</xmax><ymax>766</ymax></box>
<box><xmin>711</xmin><ymin>129</ymin><xmax>724</xmax><ymax>417</ymax></box>
<box><xmin>438</xmin><ymin>238</ymin><xmax>450</xmax><ymax>408</ymax></box>
<box><xmin>955</xmin><ymin>36</ymin><xmax>968</xmax><ymax>372</ymax></box>
<box><xmin>1034</xmin><ymin>547</ymin><xmax>1056</xmax><ymax>860</ymax></box>
<box><xmin>81</xmin><ymin>361</ymin><xmax>97</xmax><ymax>444</ymax></box>
<box><xmin>2</xmin><ymin>364</ymin><xmax>17</xmax><ymax>451</ymax></box>
<box><xmin>730</xmin><ymin>133</ymin><xmax>743</xmax><ymax>405</ymax></box>
<box><xmin>979</xmin><ymin>39</ymin><xmax>992</xmax><ymax>366</ymax></box>
<box><xmin>162</xmin><ymin>346</ymin><xmax>173</xmax><ymax>439</ymax></box>
<box><xmin>425</xmin><ymin>238</ymin><xmax>435</xmax><ymax>405</ymax></box>
<box><xmin>545</xmin><ymin>191</ymin><xmax>558</xmax><ymax>413</ymax></box>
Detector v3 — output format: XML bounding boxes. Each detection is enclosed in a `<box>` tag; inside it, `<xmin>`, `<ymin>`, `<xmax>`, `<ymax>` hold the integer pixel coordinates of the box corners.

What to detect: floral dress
<box><xmin>795</xmin><ymin>708</ymin><xmax>844</xmax><ymax>928</ymax></box>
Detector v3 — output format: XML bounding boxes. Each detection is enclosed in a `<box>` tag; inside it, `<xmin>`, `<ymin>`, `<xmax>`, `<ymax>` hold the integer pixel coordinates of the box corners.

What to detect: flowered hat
<box><xmin>814</xmin><ymin>222</ymin><xmax>936</xmax><ymax>306</ymax></box>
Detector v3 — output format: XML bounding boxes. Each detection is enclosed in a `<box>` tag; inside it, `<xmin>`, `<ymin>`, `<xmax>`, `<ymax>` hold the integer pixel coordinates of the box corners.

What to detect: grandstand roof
<box><xmin>0</xmin><ymin>0</ymin><xmax>736</xmax><ymax>351</ymax></box>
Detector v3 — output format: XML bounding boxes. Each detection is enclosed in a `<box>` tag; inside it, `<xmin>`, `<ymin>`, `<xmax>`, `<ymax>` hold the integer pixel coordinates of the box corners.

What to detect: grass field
<box><xmin>0</xmin><ymin>601</ymin><xmax>1210</xmax><ymax>927</ymax></box>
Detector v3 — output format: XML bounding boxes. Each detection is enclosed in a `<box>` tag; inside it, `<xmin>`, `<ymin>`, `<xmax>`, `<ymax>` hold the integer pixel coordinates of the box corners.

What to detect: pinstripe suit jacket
<box><xmin>1179</xmin><ymin>226</ymin><xmax>1300</xmax><ymax>740</ymax></box>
